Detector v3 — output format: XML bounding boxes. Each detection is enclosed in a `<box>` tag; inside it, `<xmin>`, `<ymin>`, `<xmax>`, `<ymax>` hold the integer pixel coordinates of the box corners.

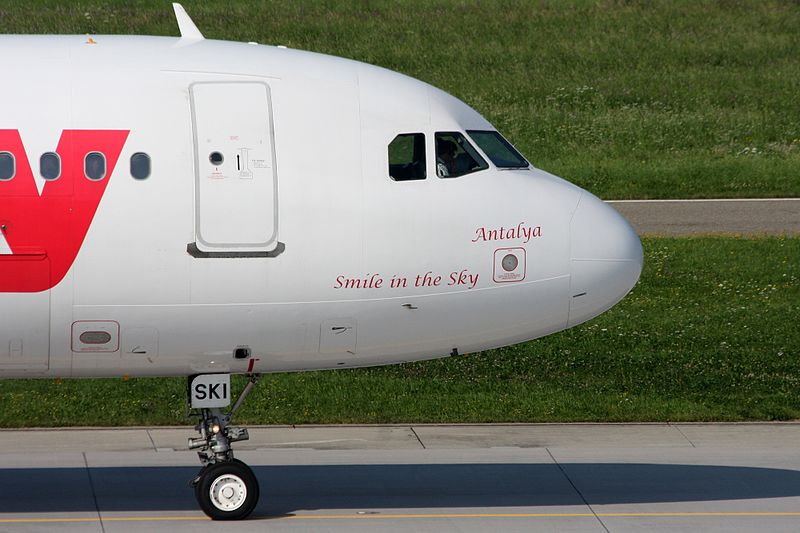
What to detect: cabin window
<box><xmin>40</xmin><ymin>152</ymin><xmax>61</xmax><ymax>181</ymax></box>
<box><xmin>84</xmin><ymin>152</ymin><xmax>106</xmax><ymax>181</ymax></box>
<box><xmin>130</xmin><ymin>152</ymin><xmax>151</xmax><ymax>180</ymax></box>
<box><xmin>0</xmin><ymin>152</ymin><xmax>15</xmax><ymax>181</ymax></box>
<box><xmin>388</xmin><ymin>133</ymin><xmax>426</xmax><ymax>181</ymax></box>
<box><xmin>435</xmin><ymin>132</ymin><xmax>488</xmax><ymax>178</ymax></box>
<box><xmin>467</xmin><ymin>130</ymin><xmax>529</xmax><ymax>169</ymax></box>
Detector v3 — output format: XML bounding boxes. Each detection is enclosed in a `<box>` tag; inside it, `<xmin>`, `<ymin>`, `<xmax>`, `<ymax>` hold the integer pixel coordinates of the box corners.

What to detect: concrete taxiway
<box><xmin>1</xmin><ymin>423</ymin><xmax>800</xmax><ymax>532</ymax></box>
<box><xmin>608</xmin><ymin>198</ymin><xmax>800</xmax><ymax>236</ymax></box>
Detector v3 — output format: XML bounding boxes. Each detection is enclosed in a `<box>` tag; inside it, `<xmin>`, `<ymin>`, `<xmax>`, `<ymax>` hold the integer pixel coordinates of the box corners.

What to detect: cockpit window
<box><xmin>388</xmin><ymin>133</ymin><xmax>426</xmax><ymax>181</ymax></box>
<box><xmin>435</xmin><ymin>132</ymin><xmax>488</xmax><ymax>178</ymax></box>
<box><xmin>467</xmin><ymin>130</ymin><xmax>529</xmax><ymax>169</ymax></box>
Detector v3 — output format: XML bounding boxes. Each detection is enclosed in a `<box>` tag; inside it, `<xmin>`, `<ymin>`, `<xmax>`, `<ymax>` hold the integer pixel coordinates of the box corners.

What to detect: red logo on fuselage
<box><xmin>0</xmin><ymin>130</ymin><xmax>129</xmax><ymax>292</ymax></box>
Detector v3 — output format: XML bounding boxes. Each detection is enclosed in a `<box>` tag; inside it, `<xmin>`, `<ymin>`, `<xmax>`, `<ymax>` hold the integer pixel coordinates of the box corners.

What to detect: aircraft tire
<box><xmin>195</xmin><ymin>460</ymin><xmax>259</xmax><ymax>520</ymax></box>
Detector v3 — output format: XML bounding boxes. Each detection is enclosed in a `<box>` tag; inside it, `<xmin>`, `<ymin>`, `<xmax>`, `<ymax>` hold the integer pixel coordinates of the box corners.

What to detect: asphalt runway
<box><xmin>1</xmin><ymin>424</ymin><xmax>800</xmax><ymax>532</ymax></box>
<box><xmin>607</xmin><ymin>198</ymin><xmax>800</xmax><ymax>235</ymax></box>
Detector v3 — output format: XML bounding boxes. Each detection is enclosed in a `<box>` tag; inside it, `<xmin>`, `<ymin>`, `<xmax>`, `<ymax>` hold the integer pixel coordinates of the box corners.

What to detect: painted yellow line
<box><xmin>1</xmin><ymin>511</ymin><xmax>800</xmax><ymax>524</ymax></box>
<box><xmin>601</xmin><ymin>512</ymin><xmax>800</xmax><ymax>518</ymax></box>
<box><xmin>281</xmin><ymin>512</ymin><xmax>800</xmax><ymax>519</ymax></box>
<box><xmin>0</xmin><ymin>517</ymin><xmax>210</xmax><ymax>524</ymax></box>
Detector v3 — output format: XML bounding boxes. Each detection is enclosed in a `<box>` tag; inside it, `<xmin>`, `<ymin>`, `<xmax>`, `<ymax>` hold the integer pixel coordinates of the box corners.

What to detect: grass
<box><xmin>1</xmin><ymin>236</ymin><xmax>797</xmax><ymax>427</ymax></box>
<box><xmin>0</xmin><ymin>1</ymin><xmax>798</xmax><ymax>198</ymax></box>
<box><xmin>0</xmin><ymin>2</ymin><xmax>796</xmax><ymax>425</ymax></box>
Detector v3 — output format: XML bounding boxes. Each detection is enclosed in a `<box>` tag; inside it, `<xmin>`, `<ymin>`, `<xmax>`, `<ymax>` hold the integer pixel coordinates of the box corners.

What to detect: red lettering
<box><xmin>415</xmin><ymin>271</ymin><xmax>440</xmax><ymax>287</ymax></box>
<box><xmin>335</xmin><ymin>273</ymin><xmax>385</xmax><ymax>289</ymax></box>
<box><xmin>471</xmin><ymin>228</ymin><xmax>486</xmax><ymax>242</ymax></box>
<box><xmin>390</xmin><ymin>276</ymin><xmax>407</xmax><ymax>288</ymax></box>
<box><xmin>448</xmin><ymin>269</ymin><xmax>479</xmax><ymax>289</ymax></box>
<box><xmin>472</xmin><ymin>222</ymin><xmax>541</xmax><ymax>244</ymax></box>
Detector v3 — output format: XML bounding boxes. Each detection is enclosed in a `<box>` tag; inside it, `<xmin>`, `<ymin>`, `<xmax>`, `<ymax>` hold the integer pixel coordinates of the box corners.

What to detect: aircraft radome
<box><xmin>0</xmin><ymin>3</ymin><xmax>643</xmax><ymax>520</ymax></box>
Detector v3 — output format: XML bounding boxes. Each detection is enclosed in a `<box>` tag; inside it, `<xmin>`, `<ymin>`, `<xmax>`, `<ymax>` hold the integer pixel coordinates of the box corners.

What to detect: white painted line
<box><xmin>607</xmin><ymin>198</ymin><xmax>800</xmax><ymax>203</ymax></box>
<box><xmin>259</xmin><ymin>438</ymin><xmax>369</xmax><ymax>446</ymax></box>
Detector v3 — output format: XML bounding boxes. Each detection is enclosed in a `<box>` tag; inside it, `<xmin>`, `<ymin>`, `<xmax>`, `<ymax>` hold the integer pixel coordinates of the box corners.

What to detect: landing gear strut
<box><xmin>188</xmin><ymin>373</ymin><xmax>261</xmax><ymax>520</ymax></box>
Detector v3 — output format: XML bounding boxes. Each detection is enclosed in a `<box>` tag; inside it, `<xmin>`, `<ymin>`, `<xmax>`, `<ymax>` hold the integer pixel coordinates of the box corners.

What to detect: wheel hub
<box><xmin>209</xmin><ymin>474</ymin><xmax>247</xmax><ymax>511</ymax></box>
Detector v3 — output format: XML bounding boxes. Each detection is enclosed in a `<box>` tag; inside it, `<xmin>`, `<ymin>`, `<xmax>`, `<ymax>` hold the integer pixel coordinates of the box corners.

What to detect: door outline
<box><xmin>188</xmin><ymin>81</ymin><xmax>281</xmax><ymax>256</ymax></box>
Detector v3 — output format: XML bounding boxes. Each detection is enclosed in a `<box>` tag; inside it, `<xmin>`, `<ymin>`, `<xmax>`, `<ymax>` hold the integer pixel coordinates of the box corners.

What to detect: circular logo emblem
<box><xmin>502</xmin><ymin>253</ymin><xmax>518</xmax><ymax>272</ymax></box>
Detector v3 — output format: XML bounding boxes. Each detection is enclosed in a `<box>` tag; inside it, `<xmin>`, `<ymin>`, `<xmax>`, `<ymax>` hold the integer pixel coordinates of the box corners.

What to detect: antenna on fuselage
<box><xmin>173</xmin><ymin>3</ymin><xmax>204</xmax><ymax>41</ymax></box>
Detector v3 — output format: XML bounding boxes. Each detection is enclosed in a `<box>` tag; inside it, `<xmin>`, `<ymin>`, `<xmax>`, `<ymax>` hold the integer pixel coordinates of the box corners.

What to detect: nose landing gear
<box><xmin>188</xmin><ymin>373</ymin><xmax>261</xmax><ymax>520</ymax></box>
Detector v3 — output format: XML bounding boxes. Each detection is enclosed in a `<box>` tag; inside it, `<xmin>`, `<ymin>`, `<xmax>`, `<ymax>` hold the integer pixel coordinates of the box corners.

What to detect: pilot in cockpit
<box><xmin>436</xmin><ymin>139</ymin><xmax>457</xmax><ymax>177</ymax></box>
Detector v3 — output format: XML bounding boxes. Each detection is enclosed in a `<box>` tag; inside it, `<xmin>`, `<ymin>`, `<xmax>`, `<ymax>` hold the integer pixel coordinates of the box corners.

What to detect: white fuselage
<box><xmin>0</xmin><ymin>35</ymin><xmax>642</xmax><ymax>378</ymax></box>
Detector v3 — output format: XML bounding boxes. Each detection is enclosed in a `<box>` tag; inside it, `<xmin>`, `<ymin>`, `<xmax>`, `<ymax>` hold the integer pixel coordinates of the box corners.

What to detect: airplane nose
<box><xmin>568</xmin><ymin>192</ymin><xmax>643</xmax><ymax>327</ymax></box>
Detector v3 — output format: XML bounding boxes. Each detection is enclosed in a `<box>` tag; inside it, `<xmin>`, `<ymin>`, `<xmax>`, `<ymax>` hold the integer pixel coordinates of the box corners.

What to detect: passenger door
<box><xmin>190</xmin><ymin>82</ymin><xmax>279</xmax><ymax>255</ymax></box>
